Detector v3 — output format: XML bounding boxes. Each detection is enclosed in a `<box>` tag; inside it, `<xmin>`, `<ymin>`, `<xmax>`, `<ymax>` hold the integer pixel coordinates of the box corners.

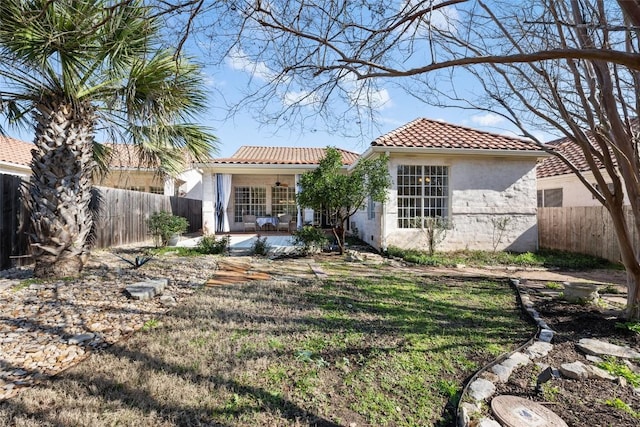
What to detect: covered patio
<box><xmin>176</xmin><ymin>233</ymin><xmax>298</xmax><ymax>256</ymax></box>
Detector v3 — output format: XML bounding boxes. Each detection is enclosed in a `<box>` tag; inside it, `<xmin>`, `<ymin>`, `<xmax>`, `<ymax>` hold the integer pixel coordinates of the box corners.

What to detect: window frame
<box><xmin>396</xmin><ymin>165</ymin><xmax>450</xmax><ymax>229</ymax></box>
<box><xmin>234</xmin><ymin>186</ymin><xmax>267</xmax><ymax>223</ymax></box>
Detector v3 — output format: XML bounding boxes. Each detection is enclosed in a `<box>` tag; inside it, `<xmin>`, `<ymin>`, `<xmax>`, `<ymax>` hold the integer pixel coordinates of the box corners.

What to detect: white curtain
<box><xmin>215</xmin><ymin>174</ymin><xmax>233</xmax><ymax>233</ymax></box>
<box><xmin>295</xmin><ymin>174</ymin><xmax>303</xmax><ymax>229</ymax></box>
<box><xmin>221</xmin><ymin>174</ymin><xmax>232</xmax><ymax>232</ymax></box>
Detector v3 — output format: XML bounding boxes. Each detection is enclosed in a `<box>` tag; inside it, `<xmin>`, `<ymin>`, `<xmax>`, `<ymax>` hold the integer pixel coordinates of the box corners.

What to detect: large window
<box><xmin>397</xmin><ymin>165</ymin><xmax>449</xmax><ymax>228</ymax></box>
<box><xmin>234</xmin><ymin>187</ymin><xmax>266</xmax><ymax>222</ymax></box>
<box><xmin>271</xmin><ymin>186</ymin><xmax>296</xmax><ymax>216</ymax></box>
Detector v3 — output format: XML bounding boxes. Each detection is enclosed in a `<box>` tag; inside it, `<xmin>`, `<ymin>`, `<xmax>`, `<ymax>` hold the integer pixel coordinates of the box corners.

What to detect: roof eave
<box><xmin>362</xmin><ymin>145</ymin><xmax>550</xmax><ymax>158</ymax></box>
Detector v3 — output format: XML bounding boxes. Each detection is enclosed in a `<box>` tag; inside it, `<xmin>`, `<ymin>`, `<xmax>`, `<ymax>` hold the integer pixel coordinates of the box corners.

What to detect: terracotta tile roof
<box><xmin>0</xmin><ymin>135</ymin><xmax>33</xmax><ymax>167</ymax></box>
<box><xmin>105</xmin><ymin>143</ymin><xmax>160</xmax><ymax>169</ymax></box>
<box><xmin>212</xmin><ymin>146</ymin><xmax>360</xmax><ymax>166</ymax></box>
<box><xmin>371</xmin><ymin>118</ymin><xmax>542</xmax><ymax>151</ymax></box>
<box><xmin>536</xmin><ymin>131</ymin><xmax>622</xmax><ymax>179</ymax></box>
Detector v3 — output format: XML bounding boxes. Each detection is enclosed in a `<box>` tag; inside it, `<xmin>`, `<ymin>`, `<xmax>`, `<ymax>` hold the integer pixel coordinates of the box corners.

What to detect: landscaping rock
<box><xmin>502</xmin><ymin>352</ymin><xmax>530</xmax><ymax>369</ymax></box>
<box><xmin>68</xmin><ymin>333</ymin><xmax>95</xmax><ymax>345</ymax></box>
<box><xmin>468</xmin><ymin>378</ymin><xmax>496</xmax><ymax>401</ymax></box>
<box><xmin>477</xmin><ymin>418</ymin><xmax>501</xmax><ymax>427</ymax></box>
<box><xmin>491</xmin><ymin>363</ymin><xmax>514</xmax><ymax>383</ymax></box>
<box><xmin>576</xmin><ymin>338</ymin><xmax>640</xmax><ymax>359</ymax></box>
<box><xmin>586</xmin><ymin>365</ymin><xmax>616</xmax><ymax>381</ymax></box>
<box><xmin>563</xmin><ymin>282</ymin><xmax>599</xmax><ymax>303</ymax></box>
<box><xmin>125</xmin><ymin>278</ymin><xmax>168</xmax><ymax>300</ymax></box>
<box><xmin>525</xmin><ymin>341</ymin><xmax>553</xmax><ymax>359</ymax></box>
<box><xmin>559</xmin><ymin>361</ymin><xmax>589</xmax><ymax>380</ymax></box>
<box><xmin>539</xmin><ymin>328</ymin><xmax>554</xmax><ymax>343</ymax></box>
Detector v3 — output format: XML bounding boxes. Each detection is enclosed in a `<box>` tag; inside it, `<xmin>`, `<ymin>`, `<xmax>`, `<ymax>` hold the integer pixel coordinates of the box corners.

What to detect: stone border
<box><xmin>456</xmin><ymin>278</ymin><xmax>552</xmax><ymax>427</ymax></box>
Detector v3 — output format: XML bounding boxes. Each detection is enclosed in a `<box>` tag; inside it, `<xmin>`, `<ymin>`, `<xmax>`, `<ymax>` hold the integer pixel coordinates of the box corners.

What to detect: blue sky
<box><xmin>198</xmin><ymin>60</ymin><xmax>550</xmax><ymax>158</ymax></box>
<box><xmin>3</xmin><ymin>56</ymin><xmax>548</xmax><ymax>159</ymax></box>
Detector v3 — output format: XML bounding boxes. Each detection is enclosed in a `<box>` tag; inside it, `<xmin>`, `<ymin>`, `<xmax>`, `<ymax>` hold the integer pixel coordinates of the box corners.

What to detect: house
<box><xmin>200</xmin><ymin>118</ymin><xmax>547</xmax><ymax>252</ymax></box>
<box><xmin>98</xmin><ymin>143</ymin><xmax>182</xmax><ymax>196</ymax></box>
<box><xmin>537</xmin><ymin>135</ymin><xmax>628</xmax><ymax>207</ymax></box>
<box><xmin>0</xmin><ymin>138</ymin><xmax>194</xmax><ymax>197</ymax></box>
<box><xmin>0</xmin><ymin>135</ymin><xmax>32</xmax><ymax>177</ymax></box>
<box><xmin>197</xmin><ymin>146</ymin><xmax>360</xmax><ymax>234</ymax></box>
<box><xmin>350</xmin><ymin>118</ymin><xmax>547</xmax><ymax>252</ymax></box>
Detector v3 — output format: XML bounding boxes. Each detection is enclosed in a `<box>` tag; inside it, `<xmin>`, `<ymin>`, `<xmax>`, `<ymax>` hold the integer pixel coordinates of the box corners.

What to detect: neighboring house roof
<box><xmin>106</xmin><ymin>143</ymin><xmax>160</xmax><ymax>169</ymax></box>
<box><xmin>0</xmin><ymin>135</ymin><xmax>33</xmax><ymax>167</ymax></box>
<box><xmin>371</xmin><ymin>118</ymin><xmax>542</xmax><ymax>152</ymax></box>
<box><xmin>537</xmin><ymin>135</ymin><xmax>610</xmax><ymax>179</ymax></box>
<box><xmin>211</xmin><ymin>146</ymin><xmax>360</xmax><ymax>166</ymax></box>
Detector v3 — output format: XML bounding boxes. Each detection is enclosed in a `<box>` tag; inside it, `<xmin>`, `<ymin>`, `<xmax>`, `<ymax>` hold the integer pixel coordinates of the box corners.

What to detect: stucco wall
<box><xmin>354</xmin><ymin>155</ymin><xmax>539</xmax><ymax>253</ymax></box>
<box><xmin>537</xmin><ymin>171</ymin><xmax>627</xmax><ymax>207</ymax></box>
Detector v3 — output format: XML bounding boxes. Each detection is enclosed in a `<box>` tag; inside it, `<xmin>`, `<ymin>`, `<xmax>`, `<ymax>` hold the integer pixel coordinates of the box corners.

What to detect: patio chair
<box><xmin>243</xmin><ymin>214</ymin><xmax>257</xmax><ymax>232</ymax></box>
<box><xmin>277</xmin><ymin>214</ymin><xmax>293</xmax><ymax>233</ymax></box>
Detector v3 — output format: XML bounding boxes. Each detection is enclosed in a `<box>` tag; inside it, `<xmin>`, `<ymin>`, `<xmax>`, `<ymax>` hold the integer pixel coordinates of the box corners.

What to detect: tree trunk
<box><xmin>28</xmin><ymin>99</ymin><xmax>96</xmax><ymax>279</ymax></box>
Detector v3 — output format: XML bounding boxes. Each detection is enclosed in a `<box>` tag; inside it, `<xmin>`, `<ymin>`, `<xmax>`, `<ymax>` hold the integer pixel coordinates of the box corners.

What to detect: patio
<box><xmin>176</xmin><ymin>233</ymin><xmax>297</xmax><ymax>256</ymax></box>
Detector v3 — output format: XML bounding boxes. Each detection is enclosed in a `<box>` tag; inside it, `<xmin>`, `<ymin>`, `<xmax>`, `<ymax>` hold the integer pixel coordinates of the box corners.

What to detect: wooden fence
<box><xmin>537</xmin><ymin>206</ymin><xmax>638</xmax><ymax>263</ymax></box>
<box><xmin>0</xmin><ymin>174</ymin><xmax>202</xmax><ymax>269</ymax></box>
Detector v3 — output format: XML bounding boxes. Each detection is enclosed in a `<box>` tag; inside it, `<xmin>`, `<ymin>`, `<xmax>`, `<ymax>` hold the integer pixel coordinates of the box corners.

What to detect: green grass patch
<box><xmin>0</xmin><ymin>260</ymin><xmax>532</xmax><ymax>427</ymax></box>
<box><xmin>387</xmin><ymin>247</ymin><xmax>614</xmax><ymax>269</ymax></box>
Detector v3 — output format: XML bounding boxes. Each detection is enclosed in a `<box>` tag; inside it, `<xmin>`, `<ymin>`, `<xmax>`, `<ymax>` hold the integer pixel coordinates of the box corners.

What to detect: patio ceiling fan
<box><xmin>275</xmin><ymin>175</ymin><xmax>289</xmax><ymax>187</ymax></box>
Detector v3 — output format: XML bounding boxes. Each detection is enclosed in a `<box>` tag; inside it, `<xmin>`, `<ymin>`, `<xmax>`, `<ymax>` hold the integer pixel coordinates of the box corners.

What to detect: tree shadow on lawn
<box><xmin>0</xmin><ymin>338</ymin><xmax>343</xmax><ymax>427</ymax></box>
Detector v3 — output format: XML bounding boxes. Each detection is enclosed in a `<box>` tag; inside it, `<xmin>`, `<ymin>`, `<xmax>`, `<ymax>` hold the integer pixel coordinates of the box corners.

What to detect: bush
<box><xmin>252</xmin><ymin>235</ymin><xmax>270</xmax><ymax>256</ymax></box>
<box><xmin>291</xmin><ymin>226</ymin><xmax>329</xmax><ymax>255</ymax></box>
<box><xmin>148</xmin><ymin>211</ymin><xmax>189</xmax><ymax>247</ymax></box>
<box><xmin>197</xmin><ymin>235</ymin><xmax>229</xmax><ymax>255</ymax></box>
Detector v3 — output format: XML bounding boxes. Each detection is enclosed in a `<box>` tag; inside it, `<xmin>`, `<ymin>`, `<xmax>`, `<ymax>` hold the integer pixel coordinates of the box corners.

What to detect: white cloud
<box><xmin>351</xmin><ymin>88</ymin><xmax>392</xmax><ymax>110</ymax></box>
<box><xmin>225</xmin><ymin>47</ymin><xmax>273</xmax><ymax>82</ymax></box>
<box><xmin>282</xmin><ymin>90</ymin><xmax>320</xmax><ymax>107</ymax></box>
<box><xmin>471</xmin><ymin>113</ymin><xmax>504</xmax><ymax>127</ymax></box>
<box><xmin>401</xmin><ymin>1</ymin><xmax>460</xmax><ymax>37</ymax></box>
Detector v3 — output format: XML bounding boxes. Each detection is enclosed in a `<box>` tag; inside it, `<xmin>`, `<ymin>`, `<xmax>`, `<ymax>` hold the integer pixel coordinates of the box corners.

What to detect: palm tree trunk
<box><xmin>28</xmin><ymin>100</ymin><xmax>96</xmax><ymax>278</ymax></box>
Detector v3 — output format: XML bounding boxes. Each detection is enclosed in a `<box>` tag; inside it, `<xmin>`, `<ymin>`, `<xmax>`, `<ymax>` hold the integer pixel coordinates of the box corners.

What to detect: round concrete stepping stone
<box><xmin>492</xmin><ymin>395</ymin><xmax>568</xmax><ymax>427</ymax></box>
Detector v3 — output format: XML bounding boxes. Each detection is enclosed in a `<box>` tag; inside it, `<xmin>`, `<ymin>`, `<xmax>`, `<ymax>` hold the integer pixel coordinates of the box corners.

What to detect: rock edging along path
<box><xmin>457</xmin><ymin>277</ymin><xmax>640</xmax><ymax>427</ymax></box>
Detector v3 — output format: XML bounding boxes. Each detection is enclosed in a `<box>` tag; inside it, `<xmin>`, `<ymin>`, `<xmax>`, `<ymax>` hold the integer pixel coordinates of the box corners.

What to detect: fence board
<box><xmin>537</xmin><ymin>206</ymin><xmax>639</xmax><ymax>263</ymax></box>
<box><xmin>0</xmin><ymin>174</ymin><xmax>202</xmax><ymax>269</ymax></box>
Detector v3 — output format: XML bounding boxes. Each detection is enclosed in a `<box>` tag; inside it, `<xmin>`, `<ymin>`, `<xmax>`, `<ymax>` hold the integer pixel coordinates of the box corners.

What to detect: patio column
<box><xmin>202</xmin><ymin>172</ymin><xmax>216</xmax><ymax>234</ymax></box>
<box><xmin>295</xmin><ymin>174</ymin><xmax>303</xmax><ymax>229</ymax></box>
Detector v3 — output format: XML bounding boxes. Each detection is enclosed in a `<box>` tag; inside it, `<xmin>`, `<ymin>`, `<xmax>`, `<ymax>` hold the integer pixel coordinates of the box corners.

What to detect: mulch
<box><xmin>493</xmin><ymin>290</ymin><xmax>640</xmax><ymax>427</ymax></box>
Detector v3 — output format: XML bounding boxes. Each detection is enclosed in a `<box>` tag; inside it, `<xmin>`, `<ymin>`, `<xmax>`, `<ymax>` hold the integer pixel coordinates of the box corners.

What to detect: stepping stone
<box><xmin>577</xmin><ymin>338</ymin><xmax>640</xmax><ymax>359</ymax></box>
<box><xmin>492</xmin><ymin>395</ymin><xmax>568</xmax><ymax>427</ymax></box>
<box><xmin>539</xmin><ymin>328</ymin><xmax>555</xmax><ymax>343</ymax></box>
<box><xmin>68</xmin><ymin>333</ymin><xmax>95</xmax><ymax>345</ymax></box>
<box><xmin>125</xmin><ymin>278</ymin><xmax>168</xmax><ymax>300</ymax></box>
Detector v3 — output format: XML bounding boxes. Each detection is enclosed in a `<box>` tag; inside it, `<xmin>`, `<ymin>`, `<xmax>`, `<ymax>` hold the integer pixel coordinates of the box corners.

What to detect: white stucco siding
<box><xmin>176</xmin><ymin>169</ymin><xmax>203</xmax><ymax>199</ymax></box>
<box><xmin>378</xmin><ymin>155</ymin><xmax>539</xmax><ymax>253</ymax></box>
<box><xmin>537</xmin><ymin>171</ymin><xmax>627</xmax><ymax>207</ymax></box>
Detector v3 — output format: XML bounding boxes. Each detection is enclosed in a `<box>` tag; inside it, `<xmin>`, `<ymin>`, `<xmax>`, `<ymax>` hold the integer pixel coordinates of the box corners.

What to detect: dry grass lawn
<box><xmin>0</xmin><ymin>254</ymin><xmax>532</xmax><ymax>426</ymax></box>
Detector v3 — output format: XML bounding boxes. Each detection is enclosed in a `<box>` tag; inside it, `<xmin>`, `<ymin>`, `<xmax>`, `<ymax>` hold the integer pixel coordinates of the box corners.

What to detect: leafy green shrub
<box><xmin>252</xmin><ymin>235</ymin><xmax>270</xmax><ymax>256</ymax></box>
<box><xmin>197</xmin><ymin>235</ymin><xmax>229</xmax><ymax>255</ymax></box>
<box><xmin>148</xmin><ymin>211</ymin><xmax>189</xmax><ymax>247</ymax></box>
<box><xmin>291</xmin><ymin>226</ymin><xmax>329</xmax><ymax>255</ymax></box>
<box><xmin>615</xmin><ymin>321</ymin><xmax>640</xmax><ymax>335</ymax></box>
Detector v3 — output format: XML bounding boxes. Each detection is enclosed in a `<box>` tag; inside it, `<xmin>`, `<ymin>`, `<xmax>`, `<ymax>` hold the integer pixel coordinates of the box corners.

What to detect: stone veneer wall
<box><xmin>358</xmin><ymin>155</ymin><xmax>539</xmax><ymax>253</ymax></box>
